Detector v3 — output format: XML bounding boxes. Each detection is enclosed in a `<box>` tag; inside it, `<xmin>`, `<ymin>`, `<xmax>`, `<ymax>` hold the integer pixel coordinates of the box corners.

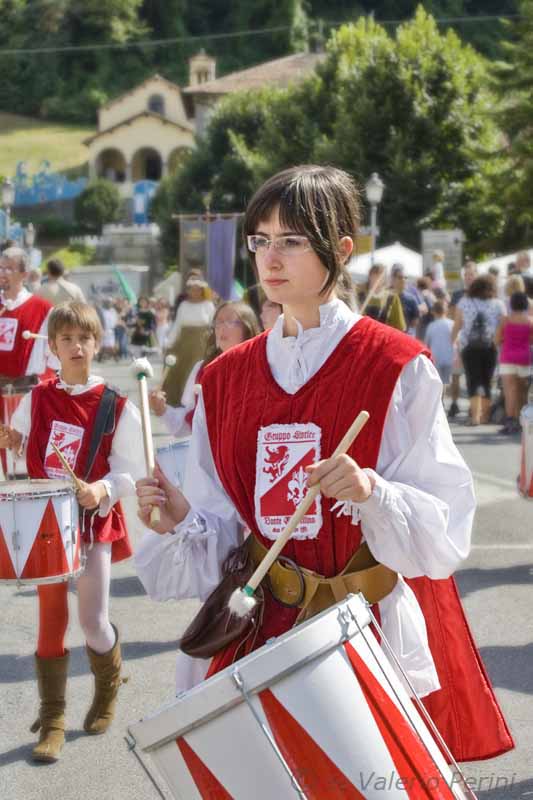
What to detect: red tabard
<box><xmin>25</xmin><ymin>379</ymin><xmax>132</xmax><ymax>562</ymax></box>
<box><xmin>0</xmin><ymin>295</ymin><xmax>52</xmax><ymax>377</ymax></box>
<box><xmin>201</xmin><ymin>316</ymin><xmax>513</xmax><ymax>762</ymax></box>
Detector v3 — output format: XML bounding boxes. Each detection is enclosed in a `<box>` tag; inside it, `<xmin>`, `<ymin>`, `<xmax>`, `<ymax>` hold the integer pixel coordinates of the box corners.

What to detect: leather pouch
<box><xmin>179</xmin><ymin>541</ymin><xmax>263</xmax><ymax>660</ymax></box>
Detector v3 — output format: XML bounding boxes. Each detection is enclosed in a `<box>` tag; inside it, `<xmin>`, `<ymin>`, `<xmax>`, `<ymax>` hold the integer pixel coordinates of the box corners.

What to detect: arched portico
<box><xmin>95</xmin><ymin>148</ymin><xmax>127</xmax><ymax>182</ymax></box>
<box><xmin>131</xmin><ymin>147</ymin><xmax>163</xmax><ymax>182</ymax></box>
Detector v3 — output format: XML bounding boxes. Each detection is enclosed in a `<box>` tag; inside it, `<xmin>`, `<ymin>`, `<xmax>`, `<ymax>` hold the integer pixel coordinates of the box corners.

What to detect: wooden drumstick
<box><xmin>359</xmin><ymin>270</ymin><xmax>386</xmax><ymax>315</ymax></box>
<box><xmin>51</xmin><ymin>443</ymin><xmax>84</xmax><ymax>492</ymax></box>
<box><xmin>229</xmin><ymin>410</ymin><xmax>370</xmax><ymax>618</ymax></box>
<box><xmin>131</xmin><ymin>358</ymin><xmax>160</xmax><ymax>524</ymax></box>
<box><xmin>22</xmin><ymin>330</ymin><xmax>48</xmax><ymax>341</ymax></box>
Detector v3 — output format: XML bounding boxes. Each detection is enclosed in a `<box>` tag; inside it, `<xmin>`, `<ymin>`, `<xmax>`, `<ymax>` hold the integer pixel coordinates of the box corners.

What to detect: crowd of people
<box><xmin>0</xmin><ymin>165</ymin><xmax>516</xmax><ymax>773</ymax></box>
<box><xmin>3</xmin><ymin>239</ymin><xmax>532</xmax><ymax>438</ymax></box>
<box><xmin>359</xmin><ymin>250</ymin><xmax>533</xmax><ymax>435</ymax></box>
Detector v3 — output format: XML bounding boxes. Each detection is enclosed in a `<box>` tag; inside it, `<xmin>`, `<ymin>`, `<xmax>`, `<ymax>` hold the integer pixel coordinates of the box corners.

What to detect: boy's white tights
<box><xmin>77</xmin><ymin>543</ymin><xmax>116</xmax><ymax>654</ymax></box>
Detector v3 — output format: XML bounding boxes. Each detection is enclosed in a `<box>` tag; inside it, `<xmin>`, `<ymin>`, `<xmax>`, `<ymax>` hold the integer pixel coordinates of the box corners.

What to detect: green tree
<box><xmin>314</xmin><ymin>9</ymin><xmax>505</xmax><ymax>251</ymax></box>
<box><xmin>154</xmin><ymin>8</ymin><xmax>505</xmax><ymax>259</ymax></box>
<box><xmin>74</xmin><ymin>179</ymin><xmax>122</xmax><ymax>231</ymax></box>
<box><xmin>492</xmin><ymin>0</ymin><xmax>533</xmax><ymax>246</ymax></box>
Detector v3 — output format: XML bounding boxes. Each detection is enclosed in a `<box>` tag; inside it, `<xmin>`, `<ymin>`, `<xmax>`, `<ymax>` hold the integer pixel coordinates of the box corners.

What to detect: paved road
<box><xmin>1</xmin><ymin>362</ymin><xmax>532</xmax><ymax>799</ymax></box>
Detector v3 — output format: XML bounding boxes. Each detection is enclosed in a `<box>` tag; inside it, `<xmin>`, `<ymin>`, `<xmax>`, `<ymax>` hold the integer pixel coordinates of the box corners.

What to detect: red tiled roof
<box><xmin>183</xmin><ymin>52</ymin><xmax>325</xmax><ymax>97</ymax></box>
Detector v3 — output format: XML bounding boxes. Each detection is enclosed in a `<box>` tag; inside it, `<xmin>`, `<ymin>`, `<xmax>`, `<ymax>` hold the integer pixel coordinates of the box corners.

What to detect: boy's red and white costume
<box><xmin>136</xmin><ymin>298</ymin><xmax>514</xmax><ymax>762</ymax></box>
<box><xmin>0</xmin><ymin>288</ymin><xmax>57</xmax><ymax>378</ymax></box>
<box><xmin>12</xmin><ymin>375</ymin><xmax>145</xmax><ymax>559</ymax></box>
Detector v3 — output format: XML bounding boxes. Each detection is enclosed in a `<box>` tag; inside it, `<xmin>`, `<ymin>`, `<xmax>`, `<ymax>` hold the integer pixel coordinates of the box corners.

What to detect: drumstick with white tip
<box><xmin>228</xmin><ymin>410</ymin><xmax>370</xmax><ymax>619</ymax></box>
<box><xmin>161</xmin><ymin>353</ymin><xmax>176</xmax><ymax>385</ymax></box>
<box><xmin>131</xmin><ymin>358</ymin><xmax>160</xmax><ymax>525</ymax></box>
<box><xmin>22</xmin><ymin>330</ymin><xmax>48</xmax><ymax>341</ymax></box>
<box><xmin>51</xmin><ymin>443</ymin><xmax>84</xmax><ymax>492</ymax></box>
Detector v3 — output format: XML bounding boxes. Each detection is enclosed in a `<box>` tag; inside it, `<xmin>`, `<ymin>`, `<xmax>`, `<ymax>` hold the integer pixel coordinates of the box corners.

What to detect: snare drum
<box><xmin>156</xmin><ymin>439</ymin><xmax>190</xmax><ymax>487</ymax></box>
<box><xmin>129</xmin><ymin>594</ymin><xmax>470</xmax><ymax>799</ymax></box>
<box><xmin>0</xmin><ymin>480</ymin><xmax>82</xmax><ymax>585</ymax></box>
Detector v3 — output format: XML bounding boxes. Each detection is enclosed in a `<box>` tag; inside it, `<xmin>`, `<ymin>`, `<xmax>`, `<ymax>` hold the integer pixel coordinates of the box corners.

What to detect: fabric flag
<box><xmin>207</xmin><ymin>217</ymin><xmax>237</xmax><ymax>301</ymax></box>
<box><xmin>112</xmin><ymin>265</ymin><xmax>137</xmax><ymax>304</ymax></box>
<box><xmin>231</xmin><ymin>279</ymin><xmax>244</xmax><ymax>300</ymax></box>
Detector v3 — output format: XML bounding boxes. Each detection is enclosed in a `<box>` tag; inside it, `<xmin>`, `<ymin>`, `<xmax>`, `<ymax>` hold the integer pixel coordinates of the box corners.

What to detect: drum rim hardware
<box><xmin>349</xmin><ymin>602</ymin><xmax>477</xmax><ymax>800</ymax></box>
<box><xmin>232</xmin><ymin>667</ymin><xmax>309</xmax><ymax>800</ymax></box>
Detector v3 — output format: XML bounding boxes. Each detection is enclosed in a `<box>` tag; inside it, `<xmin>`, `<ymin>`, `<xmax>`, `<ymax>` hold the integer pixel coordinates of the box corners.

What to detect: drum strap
<box><xmin>83</xmin><ymin>387</ymin><xmax>117</xmax><ymax>481</ymax></box>
<box><xmin>248</xmin><ymin>534</ymin><xmax>398</xmax><ymax>622</ymax></box>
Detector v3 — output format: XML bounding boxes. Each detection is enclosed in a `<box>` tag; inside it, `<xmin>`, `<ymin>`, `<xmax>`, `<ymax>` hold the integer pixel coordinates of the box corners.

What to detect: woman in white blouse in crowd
<box><xmin>150</xmin><ymin>301</ymin><xmax>260</xmax><ymax>438</ymax></box>
<box><xmin>162</xmin><ymin>277</ymin><xmax>215</xmax><ymax>406</ymax></box>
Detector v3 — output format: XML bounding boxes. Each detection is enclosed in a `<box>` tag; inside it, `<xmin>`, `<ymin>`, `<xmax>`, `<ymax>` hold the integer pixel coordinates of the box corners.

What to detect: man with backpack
<box><xmin>451</xmin><ymin>275</ymin><xmax>505</xmax><ymax>425</ymax></box>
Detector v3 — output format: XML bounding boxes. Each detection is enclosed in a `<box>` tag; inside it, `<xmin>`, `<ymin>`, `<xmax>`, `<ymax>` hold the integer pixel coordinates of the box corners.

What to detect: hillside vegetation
<box><xmin>0</xmin><ymin>113</ymin><xmax>94</xmax><ymax>179</ymax></box>
<box><xmin>0</xmin><ymin>1</ymin><xmax>519</xmax><ymax>124</ymax></box>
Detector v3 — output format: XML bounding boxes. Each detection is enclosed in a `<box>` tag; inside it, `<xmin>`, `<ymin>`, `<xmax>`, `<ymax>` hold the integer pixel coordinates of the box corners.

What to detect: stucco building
<box><xmin>85</xmin><ymin>50</ymin><xmax>324</xmax><ymax>198</ymax></box>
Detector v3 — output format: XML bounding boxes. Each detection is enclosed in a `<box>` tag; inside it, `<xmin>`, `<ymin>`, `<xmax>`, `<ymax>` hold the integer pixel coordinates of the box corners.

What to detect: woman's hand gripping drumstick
<box><xmin>228</xmin><ymin>410</ymin><xmax>370</xmax><ymax>618</ymax></box>
<box><xmin>149</xmin><ymin>354</ymin><xmax>177</xmax><ymax>416</ymax></box>
<box><xmin>131</xmin><ymin>358</ymin><xmax>161</xmax><ymax>525</ymax></box>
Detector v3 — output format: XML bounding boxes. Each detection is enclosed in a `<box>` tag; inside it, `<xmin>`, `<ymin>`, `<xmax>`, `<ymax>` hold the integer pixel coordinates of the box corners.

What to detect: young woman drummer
<box><xmin>136</xmin><ymin>165</ymin><xmax>513</xmax><ymax>762</ymax></box>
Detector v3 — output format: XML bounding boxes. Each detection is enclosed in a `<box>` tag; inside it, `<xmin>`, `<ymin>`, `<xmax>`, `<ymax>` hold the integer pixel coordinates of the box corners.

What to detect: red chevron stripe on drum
<box><xmin>20</xmin><ymin>499</ymin><xmax>69</xmax><ymax>581</ymax></box>
<box><xmin>344</xmin><ymin>642</ymin><xmax>455</xmax><ymax>799</ymax></box>
<box><xmin>177</xmin><ymin>737</ymin><xmax>234</xmax><ymax>799</ymax></box>
<box><xmin>0</xmin><ymin>523</ymin><xmax>16</xmax><ymax>579</ymax></box>
<box><xmin>259</xmin><ymin>688</ymin><xmax>366</xmax><ymax>799</ymax></box>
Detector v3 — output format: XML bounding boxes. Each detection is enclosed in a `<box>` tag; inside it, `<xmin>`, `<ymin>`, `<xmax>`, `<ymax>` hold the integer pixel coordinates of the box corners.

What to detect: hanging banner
<box><xmin>179</xmin><ymin>217</ymin><xmax>207</xmax><ymax>274</ymax></box>
<box><xmin>207</xmin><ymin>217</ymin><xmax>237</xmax><ymax>300</ymax></box>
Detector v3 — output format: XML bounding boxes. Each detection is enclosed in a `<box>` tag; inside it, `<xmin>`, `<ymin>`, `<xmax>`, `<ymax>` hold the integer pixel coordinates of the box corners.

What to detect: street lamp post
<box><xmin>25</xmin><ymin>222</ymin><xmax>35</xmax><ymax>263</ymax></box>
<box><xmin>1</xmin><ymin>178</ymin><xmax>15</xmax><ymax>242</ymax></box>
<box><xmin>364</xmin><ymin>172</ymin><xmax>385</xmax><ymax>266</ymax></box>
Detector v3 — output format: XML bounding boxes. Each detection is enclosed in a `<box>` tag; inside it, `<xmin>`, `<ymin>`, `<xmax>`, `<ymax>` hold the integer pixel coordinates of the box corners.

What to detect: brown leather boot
<box><xmin>31</xmin><ymin>651</ymin><xmax>69</xmax><ymax>762</ymax></box>
<box><xmin>84</xmin><ymin>625</ymin><xmax>126</xmax><ymax>735</ymax></box>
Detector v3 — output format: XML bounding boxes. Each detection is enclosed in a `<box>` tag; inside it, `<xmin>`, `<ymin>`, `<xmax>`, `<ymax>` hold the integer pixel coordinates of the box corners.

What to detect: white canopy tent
<box><xmin>348</xmin><ymin>241</ymin><xmax>424</xmax><ymax>284</ymax></box>
<box><xmin>476</xmin><ymin>249</ymin><xmax>533</xmax><ymax>276</ymax></box>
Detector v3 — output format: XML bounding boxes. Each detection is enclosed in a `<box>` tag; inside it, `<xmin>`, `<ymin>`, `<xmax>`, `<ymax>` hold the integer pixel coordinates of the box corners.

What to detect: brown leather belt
<box><xmin>248</xmin><ymin>534</ymin><xmax>398</xmax><ymax>622</ymax></box>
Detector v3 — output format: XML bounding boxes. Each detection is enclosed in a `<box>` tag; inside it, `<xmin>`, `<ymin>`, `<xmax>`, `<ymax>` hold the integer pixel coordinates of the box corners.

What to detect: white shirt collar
<box><xmin>3</xmin><ymin>287</ymin><xmax>31</xmax><ymax>311</ymax></box>
<box><xmin>270</xmin><ymin>297</ymin><xmax>356</xmax><ymax>344</ymax></box>
<box><xmin>56</xmin><ymin>373</ymin><xmax>104</xmax><ymax>395</ymax></box>
<box><xmin>267</xmin><ymin>298</ymin><xmax>360</xmax><ymax>394</ymax></box>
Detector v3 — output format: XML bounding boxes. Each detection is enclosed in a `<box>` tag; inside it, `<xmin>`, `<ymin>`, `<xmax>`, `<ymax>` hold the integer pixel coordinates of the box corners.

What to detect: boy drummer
<box><xmin>0</xmin><ymin>301</ymin><xmax>144</xmax><ymax>762</ymax></box>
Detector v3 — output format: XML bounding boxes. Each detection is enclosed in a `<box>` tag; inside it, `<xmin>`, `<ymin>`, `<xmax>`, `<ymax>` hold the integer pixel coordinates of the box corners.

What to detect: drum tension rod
<box><xmin>231</xmin><ymin>667</ymin><xmax>309</xmax><ymax>800</ymax></box>
<box><xmin>123</xmin><ymin>735</ymin><xmax>167</xmax><ymax>800</ymax></box>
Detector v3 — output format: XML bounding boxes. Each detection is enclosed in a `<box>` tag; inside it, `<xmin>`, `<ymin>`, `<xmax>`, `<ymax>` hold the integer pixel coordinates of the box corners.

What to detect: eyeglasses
<box><xmin>247</xmin><ymin>234</ymin><xmax>312</xmax><ymax>256</ymax></box>
<box><xmin>214</xmin><ymin>319</ymin><xmax>243</xmax><ymax>330</ymax></box>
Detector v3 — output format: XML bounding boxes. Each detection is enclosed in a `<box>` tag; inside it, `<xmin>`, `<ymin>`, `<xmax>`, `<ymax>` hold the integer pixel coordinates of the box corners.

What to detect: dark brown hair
<box><xmin>468</xmin><ymin>275</ymin><xmax>496</xmax><ymax>300</ymax></box>
<box><xmin>203</xmin><ymin>301</ymin><xmax>260</xmax><ymax>365</ymax></box>
<box><xmin>47</xmin><ymin>258</ymin><xmax>65</xmax><ymax>278</ymax></box>
<box><xmin>243</xmin><ymin>165</ymin><xmax>360</xmax><ymax>304</ymax></box>
<box><xmin>48</xmin><ymin>301</ymin><xmax>103</xmax><ymax>344</ymax></box>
